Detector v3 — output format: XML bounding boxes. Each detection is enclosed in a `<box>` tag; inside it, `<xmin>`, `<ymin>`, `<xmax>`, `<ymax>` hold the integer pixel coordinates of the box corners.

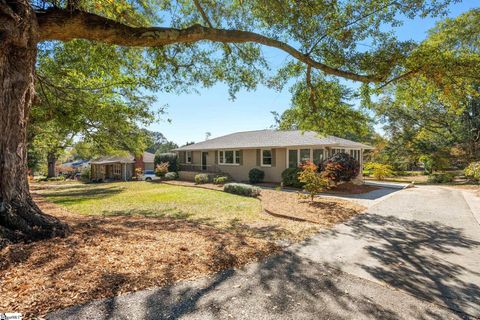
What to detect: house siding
<box><xmin>144</xmin><ymin>162</ymin><xmax>154</xmax><ymax>171</ymax></box>
<box><xmin>177</xmin><ymin>147</ymin><xmax>364</xmax><ymax>183</ymax></box>
<box><xmin>215</xmin><ymin>148</ymin><xmax>285</xmax><ymax>182</ymax></box>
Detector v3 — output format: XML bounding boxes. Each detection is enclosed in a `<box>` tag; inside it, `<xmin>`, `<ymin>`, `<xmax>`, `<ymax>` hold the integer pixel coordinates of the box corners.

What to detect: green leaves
<box><xmin>31</xmin><ymin>39</ymin><xmax>160</xmax><ymax>161</ymax></box>
<box><xmin>275</xmin><ymin>73</ymin><xmax>373</xmax><ymax>141</ymax></box>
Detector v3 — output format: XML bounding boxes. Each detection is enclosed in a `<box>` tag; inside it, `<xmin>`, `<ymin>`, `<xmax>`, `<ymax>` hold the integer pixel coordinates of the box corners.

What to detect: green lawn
<box><xmin>35</xmin><ymin>181</ymin><xmax>318</xmax><ymax>240</ymax></box>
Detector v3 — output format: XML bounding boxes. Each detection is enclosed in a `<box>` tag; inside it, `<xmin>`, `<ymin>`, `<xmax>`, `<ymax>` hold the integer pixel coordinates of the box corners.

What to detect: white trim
<box><xmin>261</xmin><ymin>149</ymin><xmax>272</xmax><ymax>167</ymax></box>
<box><xmin>218</xmin><ymin>149</ymin><xmax>241</xmax><ymax>166</ymax></box>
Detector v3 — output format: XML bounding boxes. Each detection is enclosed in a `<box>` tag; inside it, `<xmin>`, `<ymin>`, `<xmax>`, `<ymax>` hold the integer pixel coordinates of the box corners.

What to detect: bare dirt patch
<box><xmin>0</xmin><ymin>195</ymin><xmax>277</xmax><ymax>318</ymax></box>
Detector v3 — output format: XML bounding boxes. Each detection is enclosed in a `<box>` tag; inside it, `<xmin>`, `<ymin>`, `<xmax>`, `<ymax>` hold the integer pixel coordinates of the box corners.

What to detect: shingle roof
<box><xmin>90</xmin><ymin>151</ymin><xmax>155</xmax><ymax>164</ymax></box>
<box><xmin>174</xmin><ymin>130</ymin><xmax>373</xmax><ymax>151</ymax></box>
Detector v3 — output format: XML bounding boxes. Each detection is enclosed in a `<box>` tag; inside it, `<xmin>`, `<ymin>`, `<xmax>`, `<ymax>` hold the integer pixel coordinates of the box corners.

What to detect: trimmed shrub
<box><xmin>298</xmin><ymin>161</ymin><xmax>329</xmax><ymax>202</ymax></box>
<box><xmin>465</xmin><ymin>161</ymin><xmax>480</xmax><ymax>182</ymax></box>
<box><xmin>213</xmin><ymin>176</ymin><xmax>230</xmax><ymax>185</ymax></box>
<box><xmin>281</xmin><ymin>167</ymin><xmax>304</xmax><ymax>188</ymax></box>
<box><xmin>155</xmin><ymin>162</ymin><xmax>169</xmax><ymax>177</ymax></box>
<box><xmin>363</xmin><ymin>162</ymin><xmax>394</xmax><ymax>181</ymax></box>
<box><xmin>249</xmin><ymin>168</ymin><xmax>265</xmax><ymax>184</ymax></box>
<box><xmin>224</xmin><ymin>183</ymin><xmax>261</xmax><ymax>197</ymax></box>
<box><xmin>322</xmin><ymin>153</ymin><xmax>359</xmax><ymax>184</ymax></box>
<box><xmin>47</xmin><ymin>176</ymin><xmax>65</xmax><ymax>181</ymax></box>
<box><xmin>428</xmin><ymin>172</ymin><xmax>455</xmax><ymax>184</ymax></box>
<box><xmin>154</xmin><ymin>153</ymin><xmax>178</xmax><ymax>172</ymax></box>
<box><xmin>165</xmin><ymin>172</ymin><xmax>178</xmax><ymax>180</ymax></box>
<box><xmin>80</xmin><ymin>167</ymin><xmax>91</xmax><ymax>181</ymax></box>
<box><xmin>34</xmin><ymin>176</ymin><xmax>48</xmax><ymax>182</ymax></box>
<box><xmin>195</xmin><ymin>173</ymin><xmax>209</xmax><ymax>184</ymax></box>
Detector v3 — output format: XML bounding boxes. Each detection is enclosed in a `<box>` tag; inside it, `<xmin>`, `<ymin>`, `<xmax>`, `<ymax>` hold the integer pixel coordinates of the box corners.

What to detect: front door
<box><xmin>201</xmin><ymin>152</ymin><xmax>208</xmax><ymax>171</ymax></box>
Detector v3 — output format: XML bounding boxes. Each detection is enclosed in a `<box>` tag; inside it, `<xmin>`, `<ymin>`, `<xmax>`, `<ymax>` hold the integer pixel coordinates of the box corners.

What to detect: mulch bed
<box><xmin>0</xmin><ymin>195</ymin><xmax>277</xmax><ymax>318</ymax></box>
<box><xmin>260</xmin><ymin>190</ymin><xmax>365</xmax><ymax>225</ymax></box>
<box><xmin>326</xmin><ymin>182</ymin><xmax>379</xmax><ymax>195</ymax></box>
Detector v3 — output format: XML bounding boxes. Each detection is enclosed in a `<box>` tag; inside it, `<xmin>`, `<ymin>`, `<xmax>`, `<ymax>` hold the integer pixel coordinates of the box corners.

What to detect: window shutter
<box><xmin>271</xmin><ymin>149</ymin><xmax>276</xmax><ymax>167</ymax></box>
<box><xmin>214</xmin><ymin>151</ymin><xmax>218</xmax><ymax>164</ymax></box>
<box><xmin>256</xmin><ymin>149</ymin><xmax>261</xmax><ymax>166</ymax></box>
<box><xmin>239</xmin><ymin>150</ymin><xmax>243</xmax><ymax>165</ymax></box>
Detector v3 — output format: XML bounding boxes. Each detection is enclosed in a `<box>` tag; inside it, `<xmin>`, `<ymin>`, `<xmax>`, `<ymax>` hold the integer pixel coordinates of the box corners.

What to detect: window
<box><xmin>219</xmin><ymin>150</ymin><xmax>240</xmax><ymax>165</ymax></box>
<box><xmin>300</xmin><ymin>149</ymin><xmax>310</xmax><ymax>163</ymax></box>
<box><xmin>313</xmin><ymin>149</ymin><xmax>324</xmax><ymax>165</ymax></box>
<box><xmin>225</xmin><ymin>150</ymin><xmax>234</xmax><ymax>163</ymax></box>
<box><xmin>186</xmin><ymin>151</ymin><xmax>192</xmax><ymax>164</ymax></box>
<box><xmin>261</xmin><ymin>149</ymin><xmax>272</xmax><ymax>166</ymax></box>
<box><xmin>330</xmin><ymin>148</ymin><xmax>345</xmax><ymax>157</ymax></box>
<box><xmin>113</xmin><ymin>164</ymin><xmax>122</xmax><ymax>175</ymax></box>
<box><xmin>288</xmin><ymin>149</ymin><xmax>298</xmax><ymax>168</ymax></box>
<box><xmin>235</xmin><ymin>151</ymin><xmax>241</xmax><ymax>164</ymax></box>
<box><xmin>349</xmin><ymin>149</ymin><xmax>360</xmax><ymax>161</ymax></box>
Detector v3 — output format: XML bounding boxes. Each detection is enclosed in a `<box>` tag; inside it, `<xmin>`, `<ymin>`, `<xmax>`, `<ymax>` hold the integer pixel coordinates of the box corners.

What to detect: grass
<box><xmin>35</xmin><ymin>181</ymin><xmax>318</xmax><ymax>241</ymax></box>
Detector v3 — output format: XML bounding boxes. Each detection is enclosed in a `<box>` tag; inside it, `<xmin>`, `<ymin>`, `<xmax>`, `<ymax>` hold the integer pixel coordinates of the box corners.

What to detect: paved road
<box><xmin>48</xmin><ymin>186</ymin><xmax>479</xmax><ymax>320</ymax></box>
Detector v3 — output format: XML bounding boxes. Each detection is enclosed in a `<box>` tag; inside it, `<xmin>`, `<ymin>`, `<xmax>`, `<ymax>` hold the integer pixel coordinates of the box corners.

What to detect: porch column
<box><xmin>352</xmin><ymin>148</ymin><xmax>364</xmax><ymax>185</ymax></box>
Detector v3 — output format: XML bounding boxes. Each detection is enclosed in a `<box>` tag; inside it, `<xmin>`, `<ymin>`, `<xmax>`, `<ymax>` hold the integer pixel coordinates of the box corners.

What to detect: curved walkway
<box><xmin>48</xmin><ymin>186</ymin><xmax>479</xmax><ymax>319</ymax></box>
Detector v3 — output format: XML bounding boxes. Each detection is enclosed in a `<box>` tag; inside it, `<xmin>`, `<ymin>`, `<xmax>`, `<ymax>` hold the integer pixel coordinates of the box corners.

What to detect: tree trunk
<box><xmin>0</xmin><ymin>1</ymin><xmax>69</xmax><ymax>246</ymax></box>
<box><xmin>47</xmin><ymin>151</ymin><xmax>57</xmax><ymax>178</ymax></box>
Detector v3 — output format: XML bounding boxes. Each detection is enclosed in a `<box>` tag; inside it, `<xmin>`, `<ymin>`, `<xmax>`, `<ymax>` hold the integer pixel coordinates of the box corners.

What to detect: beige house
<box><xmin>90</xmin><ymin>151</ymin><xmax>155</xmax><ymax>181</ymax></box>
<box><xmin>174</xmin><ymin>130</ymin><xmax>373</xmax><ymax>183</ymax></box>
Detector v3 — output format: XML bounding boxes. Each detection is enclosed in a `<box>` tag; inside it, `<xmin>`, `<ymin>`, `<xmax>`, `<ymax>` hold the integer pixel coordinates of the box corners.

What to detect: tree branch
<box><xmin>192</xmin><ymin>0</ymin><xmax>233</xmax><ymax>55</ymax></box>
<box><xmin>306</xmin><ymin>65</ymin><xmax>317</xmax><ymax>112</ymax></box>
<box><xmin>36</xmin><ymin>8</ymin><xmax>381</xmax><ymax>83</ymax></box>
<box><xmin>306</xmin><ymin>0</ymin><xmax>399</xmax><ymax>56</ymax></box>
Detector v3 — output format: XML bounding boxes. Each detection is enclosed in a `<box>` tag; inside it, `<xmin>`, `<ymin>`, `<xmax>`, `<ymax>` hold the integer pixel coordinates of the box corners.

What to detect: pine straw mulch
<box><xmin>260</xmin><ymin>190</ymin><xmax>365</xmax><ymax>225</ymax></box>
<box><xmin>326</xmin><ymin>182</ymin><xmax>379</xmax><ymax>195</ymax></box>
<box><xmin>0</xmin><ymin>195</ymin><xmax>278</xmax><ymax>318</ymax></box>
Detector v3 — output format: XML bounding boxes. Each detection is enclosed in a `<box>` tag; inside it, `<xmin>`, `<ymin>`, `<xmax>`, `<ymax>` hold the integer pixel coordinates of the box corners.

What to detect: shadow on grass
<box><xmin>103</xmin><ymin>208</ymin><xmax>193</xmax><ymax>220</ymax></box>
<box><xmin>40</xmin><ymin>185</ymin><xmax>125</xmax><ymax>205</ymax></box>
<box><xmin>95</xmin><ymin>209</ymin><xmax>300</xmax><ymax>242</ymax></box>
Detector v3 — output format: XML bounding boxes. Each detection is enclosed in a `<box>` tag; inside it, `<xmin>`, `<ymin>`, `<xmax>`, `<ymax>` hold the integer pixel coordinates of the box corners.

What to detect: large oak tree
<box><xmin>0</xmin><ymin>0</ymin><xmax>474</xmax><ymax>243</ymax></box>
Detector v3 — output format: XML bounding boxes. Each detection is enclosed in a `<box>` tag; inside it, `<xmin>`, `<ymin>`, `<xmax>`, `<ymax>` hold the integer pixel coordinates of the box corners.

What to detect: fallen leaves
<box><xmin>0</xmin><ymin>195</ymin><xmax>277</xmax><ymax>318</ymax></box>
<box><xmin>260</xmin><ymin>189</ymin><xmax>365</xmax><ymax>226</ymax></box>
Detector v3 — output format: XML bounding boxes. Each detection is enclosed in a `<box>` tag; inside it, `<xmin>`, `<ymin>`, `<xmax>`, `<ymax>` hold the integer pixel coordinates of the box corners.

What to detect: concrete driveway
<box><xmin>48</xmin><ymin>186</ymin><xmax>480</xmax><ymax>319</ymax></box>
<box><xmin>295</xmin><ymin>185</ymin><xmax>480</xmax><ymax>317</ymax></box>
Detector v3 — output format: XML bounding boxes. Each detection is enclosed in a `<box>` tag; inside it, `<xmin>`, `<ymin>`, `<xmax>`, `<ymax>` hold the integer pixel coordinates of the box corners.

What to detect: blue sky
<box><xmin>148</xmin><ymin>1</ymin><xmax>478</xmax><ymax>146</ymax></box>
